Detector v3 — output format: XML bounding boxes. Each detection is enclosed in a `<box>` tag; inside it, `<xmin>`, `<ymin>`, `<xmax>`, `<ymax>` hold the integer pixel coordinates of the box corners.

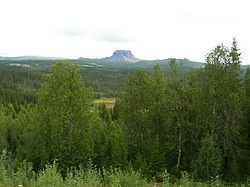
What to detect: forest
<box><xmin>0</xmin><ymin>40</ymin><xmax>250</xmax><ymax>186</ymax></box>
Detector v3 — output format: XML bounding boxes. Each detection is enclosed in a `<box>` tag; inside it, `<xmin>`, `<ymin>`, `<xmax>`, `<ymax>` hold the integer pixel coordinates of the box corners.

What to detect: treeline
<box><xmin>0</xmin><ymin>59</ymin><xmax>209</xmax><ymax>106</ymax></box>
<box><xmin>0</xmin><ymin>66</ymin><xmax>42</xmax><ymax>109</ymax></box>
<box><xmin>0</xmin><ymin>40</ymin><xmax>250</xmax><ymax>185</ymax></box>
<box><xmin>0</xmin><ymin>65</ymin><xmax>134</xmax><ymax>106</ymax></box>
<box><xmin>80</xmin><ymin>67</ymin><xmax>134</xmax><ymax>98</ymax></box>
<box><xmin>117</xmin><ymin>42</ymin><xmax>250</xmax><ymax>180</ymax></box>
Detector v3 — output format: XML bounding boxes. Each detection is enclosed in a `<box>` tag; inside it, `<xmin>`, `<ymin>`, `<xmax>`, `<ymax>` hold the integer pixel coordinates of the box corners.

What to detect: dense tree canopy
<box><xmin>0</xmin><ymin>40</ymin><xmax>249</xmax><ymax>184</ymax></box>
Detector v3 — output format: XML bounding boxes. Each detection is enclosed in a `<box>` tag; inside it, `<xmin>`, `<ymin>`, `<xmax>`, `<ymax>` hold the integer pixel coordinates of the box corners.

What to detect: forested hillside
<box><xmin>0</xmin><ymin>41</ymin><xmax>250</xmax><ymax>186</ymax></box>
<box><xmin>0</xmin><ymin>57</ymin><xmax>204</xmax><ymax>107</ymax></box>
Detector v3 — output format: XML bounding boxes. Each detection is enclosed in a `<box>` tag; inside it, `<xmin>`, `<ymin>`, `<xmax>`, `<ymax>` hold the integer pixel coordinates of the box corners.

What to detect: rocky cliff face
<box><xmin>104</xmin><ymin>50</ymin><xmax>140</xmax><ymax>62</ymax></box>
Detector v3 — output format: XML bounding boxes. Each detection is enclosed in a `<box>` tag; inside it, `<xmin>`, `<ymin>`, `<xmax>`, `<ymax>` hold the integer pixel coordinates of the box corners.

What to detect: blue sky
<box><xmin>0</xmin><ymin>0</ymin><xmax>249</xmax><ymax>64</ymax></box>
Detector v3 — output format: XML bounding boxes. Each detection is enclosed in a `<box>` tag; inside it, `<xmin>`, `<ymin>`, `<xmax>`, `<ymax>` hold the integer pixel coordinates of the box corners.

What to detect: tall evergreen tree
<box><xmin>36</xmin><ymin>61</ymin><xmax>94</xmax><ymax>173</ymax></box>
<box><xmin>193</xmin><ymin>40</ymin><xmax>245</xmax><ymax>179</ymax></box>
<box><xmin>244</xmin><ymin>67</ymin><xmax>250</xmax><ymax>176</ymax></box>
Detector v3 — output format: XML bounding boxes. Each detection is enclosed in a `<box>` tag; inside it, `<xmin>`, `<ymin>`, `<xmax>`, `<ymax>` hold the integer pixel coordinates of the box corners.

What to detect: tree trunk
<box><xmin>177</xmin><ymin>131</ymin><xmax>182</xmax><ymax>169</ymax></box>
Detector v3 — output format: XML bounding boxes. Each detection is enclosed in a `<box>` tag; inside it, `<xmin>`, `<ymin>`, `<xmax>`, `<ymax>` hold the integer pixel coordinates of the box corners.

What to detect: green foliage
<box><xmin>194</xmin><ymin>43</ymin><xmax>245</xmax><ymax>179</ymax></box>
<box><xmin>244</xmin><ymin>67</ymin><xmax>250</xmax><ymax>176</ymax></box>
<box><xmin>102</xmin><ymin>167</ymin><xmax>149</xmax><ymax>187</ymax></box>
<box><xmin>15</xmin><ymin>161</ymin><xmax>35</xmax><ymax>187</ymax></box>
<box><xmin>0</xmin><ymin>105</ymin><xmax>8</xmax><ymax>153</ymax></box>
<box><xmin>98</xmin><ymin>103</ymin><xmax>112</xmax><ymax>124</ymax></box>
<box><xmin>0</xmin><ymin>66</ymin><xmax>40</xmax><ymax>109</ymax></box>
<box><xmin>121</xmin><ymin>66</ymin><xmax>169</xmax><ymax>176</ymax></box>
<box><xmin>36</xmin><ymin>161</ymin><xmax>64</xmax><ymax>187</ymax></box>
<box><xmin>193</xmin><ymin>135</ymin><xmax>222</xmax><ymax>180</ymax></box>
<box><xmin>0</xmin><ymin>149</ymin><xmax>14</xmax><ymax>183</ymax></box>
<box><xmin>117</xmin><ymin>40</ymin><xmax>249</xmax><ymax>181</ymax></box>
<box><xmin>0</xmin><ymin>39</ymin><xmax>249</xmax><ymax>184</ymax></box>
<box><xmin>0</xmin><ymin>129</ymin><xmax>248</xmax><ymax>187</ymax></box>
<box><xmin>161</xmin><ymin>169</ymin><xmax>170</xmax><ymax>186</ymax></box>
<box><xmin>36</xmin><ymin>61</ymin><xmax>94</xmax><ymax>173</ymax></box>
<box><xmin>94</xmin><ymin>107</ymin><xmax>128</xmax><ymax>169</ymax></box>
<box><xmin>180</xmin><ymin>171</ymin><xmax>193</xmax><ymax>186</ymax></box>
<box><xmin>211</xmin><ymin>175</ymin><xmax>224</xmax><ymax>187</ymax></box>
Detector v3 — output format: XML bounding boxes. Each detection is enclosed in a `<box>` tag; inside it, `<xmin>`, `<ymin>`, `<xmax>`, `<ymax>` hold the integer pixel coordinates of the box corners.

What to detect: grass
<box><xmin>1</xmin><ymin>161</ymin><xmax>249</xmax><ymax>186</ymax></box>
<box><xmin>93</xmin><ymin>98</ymin><xmax>116</xmax><ymax>108</ymax></box>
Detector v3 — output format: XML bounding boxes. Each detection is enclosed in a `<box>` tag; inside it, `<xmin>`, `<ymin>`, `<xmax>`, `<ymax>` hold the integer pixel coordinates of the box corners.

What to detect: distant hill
<box><xmin>77</xmin><ymin>50</ymin><xmax>205</xmax><ymax>69</ymax></box>
<box><xmin>134</xmin><ymin>58</ymin><xmax>205</xmax><ymax>68</ymax></box>
<box><xmin>77</xmin><ymin>58</ymin><xmax>204</xmax><ymax>69</ymax></box>
<box><xmin>0</xmin><ymin>56</ymin><xmax>65</xmax><ymax>61</ymax></box>
<box><xmin>0</xmin><ymin>51</ymin><xmax>205</xmax><ymax>70</ymax></box>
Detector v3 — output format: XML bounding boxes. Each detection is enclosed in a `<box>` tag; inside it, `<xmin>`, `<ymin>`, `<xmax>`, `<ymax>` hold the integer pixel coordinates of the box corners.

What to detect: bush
<box><xmin>36</xmin><ymin>161</ymin><xmax>63</xmax><ymax>187</ymax></box>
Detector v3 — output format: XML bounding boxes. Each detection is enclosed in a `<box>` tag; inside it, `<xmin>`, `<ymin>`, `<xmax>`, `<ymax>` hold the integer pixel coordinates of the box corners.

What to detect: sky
<box><xmin>0</xmin><ymin>0</ymin><xmax>249</xmax><ymax>64</ymax></box>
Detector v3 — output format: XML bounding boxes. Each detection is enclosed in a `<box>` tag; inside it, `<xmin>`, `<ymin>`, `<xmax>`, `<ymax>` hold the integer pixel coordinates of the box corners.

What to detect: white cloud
<box><xmin>60</xmin><ymin>28</ymin><xmax>85</xmax><ymax>37</ymax></box>
<box><xmin>92</xmin><ymin>30</ymin><xmax>135</xmax><ymax>43</ymax></box>
<box><xmin>0</xmin><ymin>0</ymin><xmax>249</xmax><ymax>64</ymax></box>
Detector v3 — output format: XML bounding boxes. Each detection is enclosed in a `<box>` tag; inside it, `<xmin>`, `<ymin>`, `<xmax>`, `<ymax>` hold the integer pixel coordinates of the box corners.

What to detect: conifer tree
<box><xmin>193</xmin><ymin>40</ymin><xmax>244</xmax><ymax>179</ymax></box>
<box><xmin>36</xmin><ymin>61</ymin><xmax>94</xmax><ymax>173</ymax></box>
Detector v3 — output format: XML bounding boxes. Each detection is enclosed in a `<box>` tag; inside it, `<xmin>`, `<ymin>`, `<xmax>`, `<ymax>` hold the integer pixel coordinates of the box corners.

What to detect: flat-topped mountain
<box><xmin>1</xmin><ymin>52</ymin><xmax>207</xmax><ymax>70</ymax></box>
<box><xmin>102</xmin><ymin>50</ymin><xmax>140</xmax><ymax>62</ymax></box>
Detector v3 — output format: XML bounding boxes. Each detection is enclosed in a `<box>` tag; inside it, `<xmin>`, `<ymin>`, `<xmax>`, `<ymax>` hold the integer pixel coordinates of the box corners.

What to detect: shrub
<box><xmin>36</xmin><ymin>161</ymin><xmax>63</xmax><ymax>187</ymax></box>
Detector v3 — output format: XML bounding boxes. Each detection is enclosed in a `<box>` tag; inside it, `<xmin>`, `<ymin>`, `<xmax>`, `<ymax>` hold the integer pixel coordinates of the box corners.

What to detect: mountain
<box><xmin>102</xmin><ymin>50</ymin><xmax>140</xmax><ymax>62</ymax></box>
<box><xmin>75</xmin><ymin>51</ymin><xmax>205</xmax><ymax>69</ymax></box>
<box><xmin>0</xmin><ymin>52</ymin><xmax>205</xmax><ymax>70</ymax></box>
